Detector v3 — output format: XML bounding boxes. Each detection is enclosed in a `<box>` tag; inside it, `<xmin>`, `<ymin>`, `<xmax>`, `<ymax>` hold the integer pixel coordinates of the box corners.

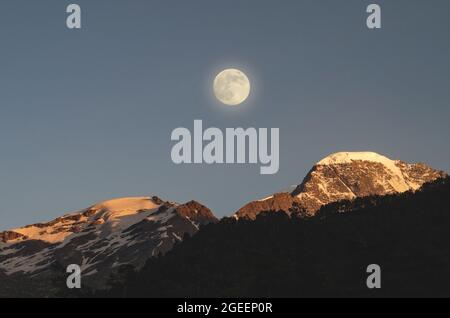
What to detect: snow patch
<box><xmin>318</xmin><ymin>152</ymin><xmax>397</xmax><ymax>167</ymax></box>
<box><xmin>317</xmin><ymin>152</ymin><xmax>410</xmax><ymax>192</ymax></box>
<box><xmin>258</xmin><ymin>195</ymin><xmax>274</xmax><ymax>202</ymax></box>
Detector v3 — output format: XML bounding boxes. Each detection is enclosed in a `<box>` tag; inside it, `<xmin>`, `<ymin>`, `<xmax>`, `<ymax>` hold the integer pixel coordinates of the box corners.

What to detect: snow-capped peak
<box><xmin>0</xmin><ymin>196</ymin><xmax>217</xmax><ymax>286</ymax></box>
<box><xmin>6</xmin><ymin>196</ymin><xmax>164</xmax><ymax>244</ymax></box>
<box><xmin>235</xmin><ymin>151</ymin><xmax>446</xmax><ymax>220</ymax></box>
<box><xmin>317</xmin><ymin>151</ymin><xmax>396</xmax><ymax>166</ymax></box>
<box><xmin>90</xmin><ymin>196</ymin><xmax>161</xmax><ymax>214</ymax></box>
<box><xmin>317</xmin><ymin>151</ymin><xmax>405</xmax><ymax>180</ymax></box>
<box><xmin>88</xmin><ymin>196</ymin><xmax>162</xmax><ymax>227</ymax></box>
<box><xmin>316</xmin><ymin>151</ymin><xmax>420</xmax><ymax>194</ymax></box>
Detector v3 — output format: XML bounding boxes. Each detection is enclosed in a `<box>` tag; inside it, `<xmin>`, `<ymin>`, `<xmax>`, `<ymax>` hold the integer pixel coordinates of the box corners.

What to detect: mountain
<box><xmin>1</xmin><ymin>151</ymin><xmax>447</xmax><ymax>297</ymax></box>
<box><xmin>0</xmin><ymin>196</ymin><xmax>217</xmax><ymax>294</ymax></box>
<box><xmin>235</xmin><ymin>152</ymin><xmax>447</xmax><ymax>219</ymax></box>
<box><xmin>99</xmin><ymin>177</ymin><xmax>450</xmax><ymax>298</ymax></box>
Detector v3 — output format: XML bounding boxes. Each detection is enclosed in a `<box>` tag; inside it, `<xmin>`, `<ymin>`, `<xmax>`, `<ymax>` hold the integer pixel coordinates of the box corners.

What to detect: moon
<box><xmin>213</xmin><ymin>69</ymin><xmax>251</xmax><ymax>106</ymax></box>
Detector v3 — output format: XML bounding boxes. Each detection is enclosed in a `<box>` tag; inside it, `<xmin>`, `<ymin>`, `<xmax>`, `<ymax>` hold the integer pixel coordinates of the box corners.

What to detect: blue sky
<box><xmin>1</xmin><ymin>0</ymin><xmax>449</xmax><ymax>229</ymax></box>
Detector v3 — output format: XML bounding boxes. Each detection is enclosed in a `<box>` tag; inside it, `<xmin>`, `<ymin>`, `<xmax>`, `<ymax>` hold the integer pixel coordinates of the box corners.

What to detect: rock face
<box><xmin>235</xmin><ymin>152</ymin><xmax>447</xmax><ymax>219</ymax></box>
<box><xmin>234</xmin><ymin>193</ymin><xmax>305</xmax><ymax>220</ymax></box>
<box><xmin>0</xmin><ymin>196</ymin><xmax>217</xmax><ymax>291</ymax></box>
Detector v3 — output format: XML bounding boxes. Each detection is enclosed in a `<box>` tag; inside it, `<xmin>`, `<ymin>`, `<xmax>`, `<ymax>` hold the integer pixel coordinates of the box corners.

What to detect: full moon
<box><xmin>213</xmin><ymin>69</ymin><xmax>251</xmax><ymax>106</ymax></box>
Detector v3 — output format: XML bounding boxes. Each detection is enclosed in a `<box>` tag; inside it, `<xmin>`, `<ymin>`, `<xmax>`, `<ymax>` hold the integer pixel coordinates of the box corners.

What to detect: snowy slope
<box><xmin>293</xmin><ymin>151</ymin><xmax>446</xmax><ymax>213</ymax></box>
<box><xmin>0</xmin><ymin>196</ymin><xmax>217</xmax><ymax>290</ymax></box>
<box><xmin>235</xmin><ymin>152</ymin><xmax>447</xmax><ymax>219</ymax></box>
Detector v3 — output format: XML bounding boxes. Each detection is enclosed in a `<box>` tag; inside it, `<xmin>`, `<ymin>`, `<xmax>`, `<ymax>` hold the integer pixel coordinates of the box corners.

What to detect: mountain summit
<box><xmin>0</xmin><ymin>196</ymin><xmax>217</xmax><ymax>291</ymax></box>
<box><xmin>235</xmin><ymin>151</ymin><xmax>447</xmax><ymax>219</ymax></box>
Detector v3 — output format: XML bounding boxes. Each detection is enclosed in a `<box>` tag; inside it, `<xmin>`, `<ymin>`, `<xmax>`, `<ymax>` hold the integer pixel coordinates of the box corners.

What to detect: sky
<box><xmin>1</xmin><ymin>0</ymin><xmax>449</xmax><ymax>230</ymax></box>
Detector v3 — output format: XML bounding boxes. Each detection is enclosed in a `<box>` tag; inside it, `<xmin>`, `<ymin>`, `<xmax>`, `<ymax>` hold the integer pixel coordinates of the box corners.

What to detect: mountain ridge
<box><xmin>0</xmin><ymin>151</ymin><xmax>447</xmax><ymax>295</ymax></box>
<box><xmin>235</xmin><ymin>151</ymin><xmax>447</xmax><ymax>219</ymax></box>
<box><xmin>0</xmin><ymin>196</ymin><xmax>217</xmax><ymax>290</ymax></box>
<box><xmin>97</xmin><ymin>176</ymin><xmax>450</xmax><ymax>298</ymax></box>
